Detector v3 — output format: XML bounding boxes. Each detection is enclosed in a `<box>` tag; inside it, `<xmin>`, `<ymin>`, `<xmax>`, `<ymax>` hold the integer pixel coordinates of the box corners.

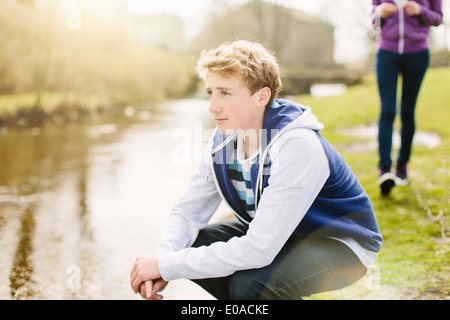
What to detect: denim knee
<box><xmin>228</xmin><ymin>271</ymin><xmax>267</xmax><ymax>300</ymax></box>
<box><xmin>380</xmin><ymin>107</ymin><xmax>396</xmax><ymax>123</ymax></box>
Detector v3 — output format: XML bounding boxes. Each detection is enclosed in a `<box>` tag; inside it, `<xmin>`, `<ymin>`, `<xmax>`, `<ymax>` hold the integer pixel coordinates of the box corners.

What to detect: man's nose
<box><xmin>209</xmin><ymin>95</ymin><xmax>222</xmax><ymax>113</ymax></box>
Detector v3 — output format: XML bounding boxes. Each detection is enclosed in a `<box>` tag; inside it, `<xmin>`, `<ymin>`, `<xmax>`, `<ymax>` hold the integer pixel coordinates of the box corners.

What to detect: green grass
<box><xmin>293</xmin><ymin>67</ymin><xmax>450</xmax><ymax>299</ymax></box>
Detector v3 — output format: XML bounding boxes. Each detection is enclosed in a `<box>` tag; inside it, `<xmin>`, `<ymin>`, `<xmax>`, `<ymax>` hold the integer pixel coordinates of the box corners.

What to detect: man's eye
<box><xmin>221</xmin><ymin>91</ymin><xmax>230</xmax><ymax>96</ymax></box>
<box><xmin>206</xmin><ymin>91</ymin><xmax>212</xmax><ymax>96</ymax></box>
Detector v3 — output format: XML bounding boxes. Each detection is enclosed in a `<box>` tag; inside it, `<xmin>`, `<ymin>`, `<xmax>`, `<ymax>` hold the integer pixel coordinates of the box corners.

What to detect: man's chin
<box><xmin>218</xmin><ymin>127</ymin><xmax>235</xmax><ymax>135</ymax></box>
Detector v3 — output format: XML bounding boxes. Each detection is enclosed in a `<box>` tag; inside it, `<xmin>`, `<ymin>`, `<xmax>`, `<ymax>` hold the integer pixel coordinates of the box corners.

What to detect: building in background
<box><xmin>190</xmin><ymin>0</ymin><xmax>361</xmax><ymax>94</ymax></box>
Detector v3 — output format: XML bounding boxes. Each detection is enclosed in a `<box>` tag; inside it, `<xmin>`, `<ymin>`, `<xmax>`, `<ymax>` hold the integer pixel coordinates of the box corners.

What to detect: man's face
<box><xmin>205</xmin><ymin>70</ymin><xmax>263</xmax><ymax>135</ymax></box>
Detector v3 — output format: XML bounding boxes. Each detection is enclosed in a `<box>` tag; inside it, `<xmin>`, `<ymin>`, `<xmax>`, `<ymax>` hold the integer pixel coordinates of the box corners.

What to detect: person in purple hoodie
<box><xmin>372</xmin><ymin>0</ymin><xmax>442</xmax><ymax>196</ymax></box>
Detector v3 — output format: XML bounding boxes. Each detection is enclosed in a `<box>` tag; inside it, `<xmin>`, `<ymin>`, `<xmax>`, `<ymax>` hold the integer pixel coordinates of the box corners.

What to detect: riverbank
<box><xmin>0</xmin><ymin>92</ymin><xmax>172</xmax><ymax>128</ymax></box>
<box><xmin>0</xmin><ymin>92</ymin><xmax>106</xmax><ymax>128</ymax></box>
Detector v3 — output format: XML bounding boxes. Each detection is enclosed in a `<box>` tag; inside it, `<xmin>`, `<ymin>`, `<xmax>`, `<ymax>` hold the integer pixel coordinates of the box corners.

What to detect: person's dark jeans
<box><xmin>376</xmin><ymin>49</ymin><xmax>429</xmax><ymax>170</ymax></box>
<box><xmin>191</xmin><ymin>220</ymin><xmax>367</xmax><ymax>300</ymax></box>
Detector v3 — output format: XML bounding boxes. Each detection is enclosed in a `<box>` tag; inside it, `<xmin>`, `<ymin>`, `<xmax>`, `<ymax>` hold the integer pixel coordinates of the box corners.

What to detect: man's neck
<box><xmin>240</xmin><ymin>127</ymin><xmax>263</xmax><ymax>159</ymax></box>
<box><xmin>237</xmin><ymin>112</ymin><xmax>264</xmax><ymax>159</ymax></box>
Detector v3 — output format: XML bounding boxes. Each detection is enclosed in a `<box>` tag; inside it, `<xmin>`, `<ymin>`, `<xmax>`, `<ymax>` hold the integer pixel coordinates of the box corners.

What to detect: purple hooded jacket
<box><xmin>372</xmin><ymin>0</ymin><xmax>443</xmax><ymax>54</ymax></box>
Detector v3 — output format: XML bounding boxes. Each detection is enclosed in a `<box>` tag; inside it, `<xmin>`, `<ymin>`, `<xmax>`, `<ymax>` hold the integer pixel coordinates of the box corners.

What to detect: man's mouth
<box><xmin>214</xmin><ymin>118</ymin><xmax>227</xmax><ymax>124</ymax></box>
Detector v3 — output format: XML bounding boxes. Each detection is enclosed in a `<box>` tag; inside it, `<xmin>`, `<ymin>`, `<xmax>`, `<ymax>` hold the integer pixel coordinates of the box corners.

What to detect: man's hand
<box><xmin>130</xmin><ymin>255</ymin><xmax>167</xmax><ymax>299</ymax></box>
<box><xmin>138</xmin><ymin>279</ymin><xmax>168</xmax><ymax>300</ymax></box>
<box><xmin>376</xmin><ymin>3</ymin><xmax>399</xmax><ymax>18</ymax></box>
<box><xmin>403</xmin><ymin>1</ymin><xmax>421</xmax><ymax>16</ymax></box>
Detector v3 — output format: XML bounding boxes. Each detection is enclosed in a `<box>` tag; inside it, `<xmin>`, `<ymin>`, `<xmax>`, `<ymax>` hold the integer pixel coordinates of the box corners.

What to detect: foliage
<box><xmin>0</xmin><ymin>2</ymin><xmax>196</xmax><ymax>115</ymax></box>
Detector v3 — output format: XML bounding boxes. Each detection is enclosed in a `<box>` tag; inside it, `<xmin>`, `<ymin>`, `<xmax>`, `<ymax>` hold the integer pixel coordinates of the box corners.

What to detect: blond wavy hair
<box><xmin>197</xmin><ymin>40</ymin><xmax>282</xmax><ymax>105</ymax></box>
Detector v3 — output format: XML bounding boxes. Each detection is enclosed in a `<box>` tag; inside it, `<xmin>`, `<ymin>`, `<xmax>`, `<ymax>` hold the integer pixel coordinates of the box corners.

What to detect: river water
<box><xmin>0</xmin><ymin>98</ymin><xmax>227</xmax><ymax>300</ymax></box>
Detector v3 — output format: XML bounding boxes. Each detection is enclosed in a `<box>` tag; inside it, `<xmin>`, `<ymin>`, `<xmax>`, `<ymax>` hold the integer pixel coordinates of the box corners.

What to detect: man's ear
<box><xmin>257</xmin><ymin>87</ymin><xmax>271</xmax><ymax>108</ymax></box>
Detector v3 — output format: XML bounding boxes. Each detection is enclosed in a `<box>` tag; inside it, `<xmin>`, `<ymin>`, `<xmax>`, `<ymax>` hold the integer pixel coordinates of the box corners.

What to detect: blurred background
<box><xmin>0</xmin><ymin>0</ymin><xmax>449</xmax><ymax>124</ymax></box>
<box><xmin>0</xmin><ymin>0</ymin><xmax>449</xmax><ymax>300</ymax></box>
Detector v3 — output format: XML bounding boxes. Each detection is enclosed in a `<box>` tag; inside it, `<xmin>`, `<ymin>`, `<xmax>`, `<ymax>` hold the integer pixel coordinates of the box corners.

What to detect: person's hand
<box><xmin>138</xmin><ymin>278</ymin><xmax>169</xmax><ymax>300</ymax></box>
<box><xmin>403</xmin><ymin>1</ymin><xmax>421</xmax><ymax>16</ymax></box>
<box><xmin>376</xmin><ymin>3</ymin><xmax>398</xmax><ymax>18</ymax></box>
<box><xmin>130</xmin><ymin>255</ymin><xmax>164</xmax><ymax>296</ymax></box>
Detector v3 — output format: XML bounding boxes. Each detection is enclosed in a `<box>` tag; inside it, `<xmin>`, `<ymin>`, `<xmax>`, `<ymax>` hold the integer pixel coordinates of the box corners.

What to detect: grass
<box><xmin>293</xmin><ymin>67</ymin><xmax>449</xmax><ymax>299</ymax></box>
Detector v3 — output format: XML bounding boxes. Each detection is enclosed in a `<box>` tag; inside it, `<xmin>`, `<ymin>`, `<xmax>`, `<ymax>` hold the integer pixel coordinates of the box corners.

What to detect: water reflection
<box><xmin>9</xmin><ymin>206</ymin><xmax>35</xmax><ymax>299</ymax></box>
<box><xmin>76</xmin><ymin>137</ymin><xmax>93</xmax><ymax>242</ymax></box>
<box><xmin>0</xmin><ymin>99</ymin><xmax>218</xmax><ymax>299</ymax></box>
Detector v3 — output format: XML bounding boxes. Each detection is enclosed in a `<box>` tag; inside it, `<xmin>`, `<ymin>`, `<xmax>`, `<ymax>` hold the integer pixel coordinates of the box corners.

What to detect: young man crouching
<box><xmin>130</xmin><ymin>40</ymin><xmax>382</xmax><ymax>300</ymax></box>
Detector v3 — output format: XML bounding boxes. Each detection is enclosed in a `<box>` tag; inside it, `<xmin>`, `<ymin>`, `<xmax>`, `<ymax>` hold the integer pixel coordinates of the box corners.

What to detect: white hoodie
<box><xmin>156</xmin><ymin>100</ymin><xmax>380</xmax><ymax>281</ymax></box>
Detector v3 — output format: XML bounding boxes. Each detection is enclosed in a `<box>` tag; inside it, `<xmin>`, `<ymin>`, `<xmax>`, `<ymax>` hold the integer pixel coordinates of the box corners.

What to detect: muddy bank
<box><xmin>0</xmin><ymin>103</ymin><xmax>136</xmax><ymax>128</ymax></box>
<box><xmin>336</xmin><ymin>123</ymin><xmax>442</xmax><ymax>153</ymax></box>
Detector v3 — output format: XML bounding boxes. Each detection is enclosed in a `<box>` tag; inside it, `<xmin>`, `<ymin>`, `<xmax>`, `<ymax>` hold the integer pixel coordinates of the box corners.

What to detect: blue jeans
<box><xmin>191</xmin><ymin>220</ymin><xmax>367</xmax><ymax>300</ymax></box>
<box><xmin>376</xmin><ymin>49</ymin><xmax>429</xmax><ymax>169</ymax></box>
